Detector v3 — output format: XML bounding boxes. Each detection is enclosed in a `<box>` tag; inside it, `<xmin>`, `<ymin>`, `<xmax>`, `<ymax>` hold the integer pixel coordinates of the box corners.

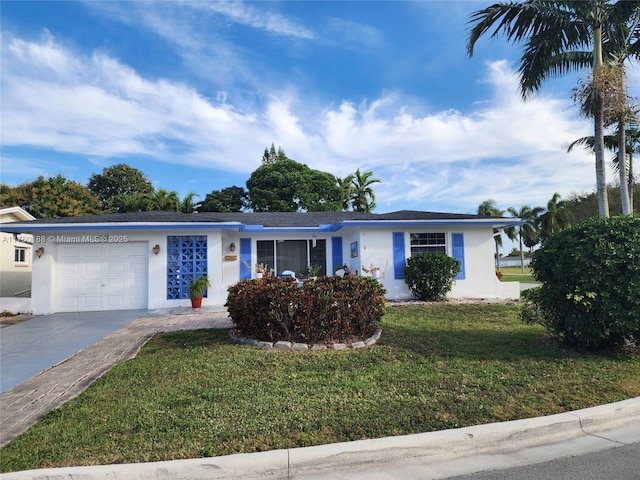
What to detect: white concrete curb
<box><xmin>2</xmin><ymin>397</ymin><xmax>639</xmax><ymax>480</ymax></box>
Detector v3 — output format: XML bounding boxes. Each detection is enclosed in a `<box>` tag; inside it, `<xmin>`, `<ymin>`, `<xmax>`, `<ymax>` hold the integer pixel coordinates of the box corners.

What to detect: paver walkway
<box><xmin>0</xmin><ymin>309</ymin><xmax>232</xmax><ymax>447</ymax></box>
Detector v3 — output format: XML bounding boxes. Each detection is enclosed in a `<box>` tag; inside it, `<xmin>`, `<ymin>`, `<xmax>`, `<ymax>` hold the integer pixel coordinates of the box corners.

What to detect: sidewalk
<box><xmin>0</xmin><ymin>308</ymin><xmax>232</xmax><ymax>447</ymax></box>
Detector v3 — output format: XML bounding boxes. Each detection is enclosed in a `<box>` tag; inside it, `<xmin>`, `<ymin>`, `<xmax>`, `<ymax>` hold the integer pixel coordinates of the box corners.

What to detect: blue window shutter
<box><xmin>392</xmin><ymin>232</ymin><xmax>406</xmax><ymax>279</ymax></box>
<box><xmin>452</xmin><ymin>233</ymin><xmax>465</xmax><ymax>280</ymax></box>
<box><xmin>240</xmin><ymin>238</ymin><xmax>251</xmax><ymax>280</ymax></box>
<box><xmin>332</xmin><ymin>237</ymin><xmax>343</xmax><ymax>273</ymax></box>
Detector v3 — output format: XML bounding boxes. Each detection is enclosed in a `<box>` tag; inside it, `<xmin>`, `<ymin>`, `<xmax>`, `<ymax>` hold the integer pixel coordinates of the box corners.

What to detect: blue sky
<box><xmin>2</xmin><ymin>1</ymin><xmax>638</xmax><ymax>218</ymax></box>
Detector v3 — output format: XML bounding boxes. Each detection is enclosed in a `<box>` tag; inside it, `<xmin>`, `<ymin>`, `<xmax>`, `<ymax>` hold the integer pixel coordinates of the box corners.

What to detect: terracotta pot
<box><xmin>191</xmin><ymin>296</ymin><xmax>203</xmax><ymax>309</ymax></box>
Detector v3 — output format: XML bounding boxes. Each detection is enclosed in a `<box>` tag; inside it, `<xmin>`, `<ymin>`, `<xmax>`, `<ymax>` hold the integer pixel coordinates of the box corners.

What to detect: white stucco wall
<box><xmin>28</xmin><ymin>223</ymin><xmax>520</xmax><ymax>314</ymax></box>
<box><xmin>359</xmin><ymin>226</ymin><xmax>520</xmax><ymax>301</ymax></box>
<box><xmin>30</xmin><ymin>228</ymin><xmax>231</xmax><ymax>314</ymax></box>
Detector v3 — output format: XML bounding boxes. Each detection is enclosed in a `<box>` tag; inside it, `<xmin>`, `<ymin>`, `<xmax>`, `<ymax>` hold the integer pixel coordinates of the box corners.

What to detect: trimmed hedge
<box><xmin>404</xmin><ymin>253</ymin><xmax>460</xmax><ymax>301</ymax></box>
<box><xmin>521</xmin><ymin>215</ymin><xmax>640</xmax><ymax>350</ymax></box>
<box><xmin>226</xmin><ymin>276</ymin><xmax>386</xmax><ymax>344</ymax></box>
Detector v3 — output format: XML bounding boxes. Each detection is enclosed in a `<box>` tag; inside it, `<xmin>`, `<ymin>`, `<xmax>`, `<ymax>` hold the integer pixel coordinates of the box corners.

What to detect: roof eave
<box><xmin>0</xmin><ymin>218</ymin><xmax>524</xmax><ymax>234</ymax></box>
<box><xmin>0</xmin><ymin>206</ymin><xmax>37</xmax><ymax>222</ymax></box>
<box><xmin>0</xmin><ymin>221</ymin><xmax>245</xmax><ymax>233</ymax></box>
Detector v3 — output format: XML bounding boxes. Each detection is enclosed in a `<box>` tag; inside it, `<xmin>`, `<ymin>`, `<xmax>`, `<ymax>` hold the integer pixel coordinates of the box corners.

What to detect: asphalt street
<box><xmin>446</xmin><ymin>441</ymin><xmax>640</xmax><ymax>480</ymax></box>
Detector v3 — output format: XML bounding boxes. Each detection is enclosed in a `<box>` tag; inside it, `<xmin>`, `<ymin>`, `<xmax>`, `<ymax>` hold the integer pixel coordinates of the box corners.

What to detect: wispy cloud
<box><xmin>2</xmin><ymin>31</ymin><xmax>597</xmax><ymax>213</ymax></box>
<box><xmin>197</xmin><ymin>1</ymin><xmax>316</xmax><ymax>39</ymax></box>
<box><xmin>322</xmin><ymin>17</ymin><xmax>383</xmax><ymax>51</ymax></box>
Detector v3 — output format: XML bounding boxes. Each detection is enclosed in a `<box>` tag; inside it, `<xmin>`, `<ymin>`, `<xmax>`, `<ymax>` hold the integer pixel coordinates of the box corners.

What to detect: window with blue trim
<box><xmin>256</xmin><ymin>239</ymin><xmax>327</xmax><ymax>276</ymax></box>
<box><xmin>167</xmin><ymin>236</ymin><xmax>208</xmax><ymax>299</ymax></box>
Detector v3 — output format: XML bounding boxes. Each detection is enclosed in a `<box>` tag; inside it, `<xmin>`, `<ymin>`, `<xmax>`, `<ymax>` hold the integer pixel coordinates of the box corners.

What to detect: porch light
<box><xmin>153</xmin><ymin>244</ymin><xmax>161</xmax><ymax>255</ymax></box>
<box><xmin>36</xmin><ymin>247</ymin><xmax>45</xmax><ymax>258</ymax></box>
<box><xmin>229</xmin><ymin>242</ymin><xmax>236</xmax><ymax>252</ymax></box>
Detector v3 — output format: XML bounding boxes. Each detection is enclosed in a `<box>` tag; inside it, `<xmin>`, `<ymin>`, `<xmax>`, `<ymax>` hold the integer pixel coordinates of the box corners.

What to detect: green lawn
<box><xmin>2</xmin><ymin>304</ymin><xmax>638</xmax><ymax>472</ymax></box>
<box><xmin>499</xmin><ymin>266</ymin><xmax>538</xmax><ymax>283</ymax></box>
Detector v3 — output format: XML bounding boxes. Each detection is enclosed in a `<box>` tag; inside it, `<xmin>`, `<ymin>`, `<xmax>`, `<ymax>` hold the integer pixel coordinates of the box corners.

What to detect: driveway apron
<box><xmin>0</xmin><ymin>307</ymin><xmax>232</xmax><ymax>447</ymax></box>
<box><xmin>0</xmin><ymin>310</ymin><xmax>153</xmax><ymax>393</ymax></box>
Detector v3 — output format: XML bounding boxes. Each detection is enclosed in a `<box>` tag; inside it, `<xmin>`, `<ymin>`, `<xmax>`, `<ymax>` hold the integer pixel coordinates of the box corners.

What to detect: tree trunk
<box><xmin>619</xmin><ymin>120</ymin><xmax>631</xmax><ymax>215</ymax></box>
<box><xmin>594</xmin><ymin>99</ymin><xmax>609</xmax><ymax>217</ymax></box>
<box><xmin>593</xmin><ymin>1</ymin><xmax>610</xmax><ymax>218</ymax></box>
<box><xmin>629</xmin><ymin>152</ymin><xmax>635</xmax><ymax>212</ymax></box>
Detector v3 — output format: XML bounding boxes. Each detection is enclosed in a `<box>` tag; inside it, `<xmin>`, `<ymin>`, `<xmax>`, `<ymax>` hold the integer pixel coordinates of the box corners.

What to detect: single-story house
<box><xmin>0</xmin><ymin>206</ymin><xmax>36</xmax><ymax>298</ymax></box>
<box><xmin>0</xmin><ymin>210</ymin><xmax>522</xmax><ymax>314</ymax></box>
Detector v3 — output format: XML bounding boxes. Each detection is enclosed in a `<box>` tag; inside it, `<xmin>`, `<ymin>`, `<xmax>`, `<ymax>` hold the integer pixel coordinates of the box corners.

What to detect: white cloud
<box><xmin>322</xmin><ymin>17</ymin><xmax>383</xmax><ymax>51</ymax></box>
<box><xmin>1</xmin><ymin>32</ymin><xmax>604</xmax><ymax>214</ymax></box>
<box><xmin>198</xmin><ymin>1</ymin><xmax>315</xmax><ymax>39</ymax></box>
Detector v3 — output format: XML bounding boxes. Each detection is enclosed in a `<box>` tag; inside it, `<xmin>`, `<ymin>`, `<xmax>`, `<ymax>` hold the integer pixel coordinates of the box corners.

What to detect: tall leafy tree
<box><xmin>560</xmin><ymin>183</ymin><xmax>640</xmax><ymax>222</ymax></box>
<box><xmin>87</xmin><ymin>163</ymin><xmax>154</xmax><ymax>212</ymax></box>
<box><xmin>350</xmin><ymin>169</ymin><xmax>381</xmax><ymax>213</ymax></box>
<box><xmin>261</xmin><ymin>143</ymin><xmax>288</xmax><ymax>164</ymax></box>
<box><xmin>197</xmin><ymin>186</ymin><xmax>247</xmax><ymax>212</ymax></box>
<box><xmin>467</xmin><ymin>0</ymin><xmax>640</xmax><ymax>218</ymax></box>
<box><xmin>246</xmin><ymin>159</ymin><xmax>342</xmax><ymax>212</ymax></box>
<box><xmin>110</xmin><ymin>193</ymin><xmax>154</xmax><ymax>213</ymax></box>
<box><xmin>507</xmin><ymin>205</ymin><xmax>544</xmax><ymax>271</ymax></box>
<box><xmin>0</xmin><ymin>175</ymin><xmax>101</xmax><ymax>218</ymax></box>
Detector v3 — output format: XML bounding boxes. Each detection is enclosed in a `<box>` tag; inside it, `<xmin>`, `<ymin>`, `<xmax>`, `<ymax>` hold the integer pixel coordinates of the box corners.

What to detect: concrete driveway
<box><xmin>0</xmin><ymin>310</ymin><xmax>151</xmax><ymax>393</ymax></box>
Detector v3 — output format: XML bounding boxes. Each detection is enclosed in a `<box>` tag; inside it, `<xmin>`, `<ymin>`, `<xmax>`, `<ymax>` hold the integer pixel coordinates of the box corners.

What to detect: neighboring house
<box><xmin>0</xmin><ymin>210</ymin><xmax>522</xmax><ymax>315</ymax></box>
<box><xmin>499</xmin><ymin>256</ymin><xmax>532</xmax><ymax>269</ymax></box>
<box><xmin>0</xmin><ymin>207</ymin><xmax>36</xmax><ymax>298</ymax></box>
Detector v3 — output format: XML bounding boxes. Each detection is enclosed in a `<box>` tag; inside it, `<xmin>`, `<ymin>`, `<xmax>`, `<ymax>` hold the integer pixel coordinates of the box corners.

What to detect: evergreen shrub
<box><xmin>521</xmin><ymin>215</ymin><xmax>640</xmax><ymax>350</ymax></box>
<box><xmin>404</xmin><ymin>253</ymin><xmax>460</xmax><ymax>301</ymax></box>
<box><xmin>226</xmin><ymin>276</ymin><xmax>386</xmax><ymax>343</ymax></box>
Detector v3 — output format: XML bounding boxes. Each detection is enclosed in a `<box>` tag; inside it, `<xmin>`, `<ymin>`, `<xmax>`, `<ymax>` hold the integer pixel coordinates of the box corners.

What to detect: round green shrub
<box><xmin>404</xmin><ymin>253</ymin><xmax>460</xmax><ymax>301</ymax></box>
<box><xmin>523</xmin><ymin>215</ymin><xmax>640</xmax><ymax>350</ymax></box>
<box><xmin>226</xmin><ymin>276</ymin><xmax>386</xmax><ymax>343</ymax></box>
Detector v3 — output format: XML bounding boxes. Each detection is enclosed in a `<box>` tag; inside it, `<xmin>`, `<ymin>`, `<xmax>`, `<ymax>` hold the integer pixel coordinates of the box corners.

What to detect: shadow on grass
<box><xmin>380</xmin><ymin>324</ymin><xmax>570</xmax><ymax>362</ymax></box>
<box><xmin>150</xmin><ymin>323</ymin><xmax>570</xmax><ymax>364</ymax></box>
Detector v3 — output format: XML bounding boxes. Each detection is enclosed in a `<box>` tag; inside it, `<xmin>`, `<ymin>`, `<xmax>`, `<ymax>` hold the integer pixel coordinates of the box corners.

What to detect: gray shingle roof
<box><xmin>14</xmin><ymin>210</ymin><xmax>494</xmax><ymax>223</ymax></box>
<box><xmin>1</xmin><ymin>209</ymin><xmax>517</xmax><ymax>230</ymax></box>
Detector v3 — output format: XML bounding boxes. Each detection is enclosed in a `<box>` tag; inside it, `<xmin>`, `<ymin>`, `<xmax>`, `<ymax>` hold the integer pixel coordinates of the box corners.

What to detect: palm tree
<box><xmin>350</xmin><ymin>169</ymin><xmax>381</xmax><ymax>213</ymax></box>
<box><xmin>477</xmin><ymin>199</ymin><xmax>516</xmax><ymax>269</ymax></box>
<box><xmin>152</xmin><ymin>188</ymin><xmax>181</xmax><ymax>212</ymax></box>
<box><xmin>337</xmin><ymin>174</ymin><xmax>355</xmax><ymax>211</ymax></box>
<box><xmin>507</xmin><ymin>205</ymin><xmax>544</xmax><ymax>271</ymax></box>
<box><xmin>567</xmin><ymin>122</ymin><xmax>638</xmax><ymax>212</ymax></box>
<box><xmin>180</xmin><ymin>192</ymin><xmax>199</xmax><ymax>213</ymax></box>
<box><xmin>616</xmin><ymin>123</ymin><xmax>639</xmax><ymax>210</ymax></box>
<box><xmin>467</xmin><ymin>1</ymin><xmax>640</xmax><ymax>218</ymax></box>
<box><xmin>540</xmin><ymin>192</ymin><xmax>571</xmax><ymax>240</ymax></box>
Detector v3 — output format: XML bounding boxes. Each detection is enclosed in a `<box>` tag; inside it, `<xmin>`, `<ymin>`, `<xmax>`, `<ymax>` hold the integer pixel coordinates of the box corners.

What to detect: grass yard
<box><xmin>498</xmin><ymin>266</ymin><xmax>538</xmax><ymax>283</ymax></box>
<box><xmin>2</xmin><ymin>304</ymin><xmax>639</xmax><ymax>472</ymax></box>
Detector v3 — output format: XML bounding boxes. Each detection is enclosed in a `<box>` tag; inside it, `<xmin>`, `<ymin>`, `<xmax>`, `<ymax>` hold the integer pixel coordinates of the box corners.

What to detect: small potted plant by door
<box><xmin>189</xmin><ymin>274</ymin><xmax>211</xmax><ymax>309</ymax></box>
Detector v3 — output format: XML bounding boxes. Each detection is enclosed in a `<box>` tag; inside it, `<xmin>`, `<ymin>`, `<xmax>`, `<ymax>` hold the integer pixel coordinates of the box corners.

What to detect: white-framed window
<box><xmin>15</xmin><ymin>247</ymin><xmax>27</xmax><ymax>264</ymax></box>
<box><xmin>257</xmin><ymin>239</ymin><xmax>327</xmax><ymax>276</ymax></box>
<box><xmin>410</xmin><ymin>233</ymin><xmax>446</xmax><ymax>256</ymax></box>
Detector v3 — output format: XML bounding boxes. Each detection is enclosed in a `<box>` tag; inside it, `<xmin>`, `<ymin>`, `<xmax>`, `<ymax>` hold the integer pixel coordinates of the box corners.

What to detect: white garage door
<box><xmin>55</xmin><ymin>242</ymin><xmax>149</xmax><ymax>312</ymax></box>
